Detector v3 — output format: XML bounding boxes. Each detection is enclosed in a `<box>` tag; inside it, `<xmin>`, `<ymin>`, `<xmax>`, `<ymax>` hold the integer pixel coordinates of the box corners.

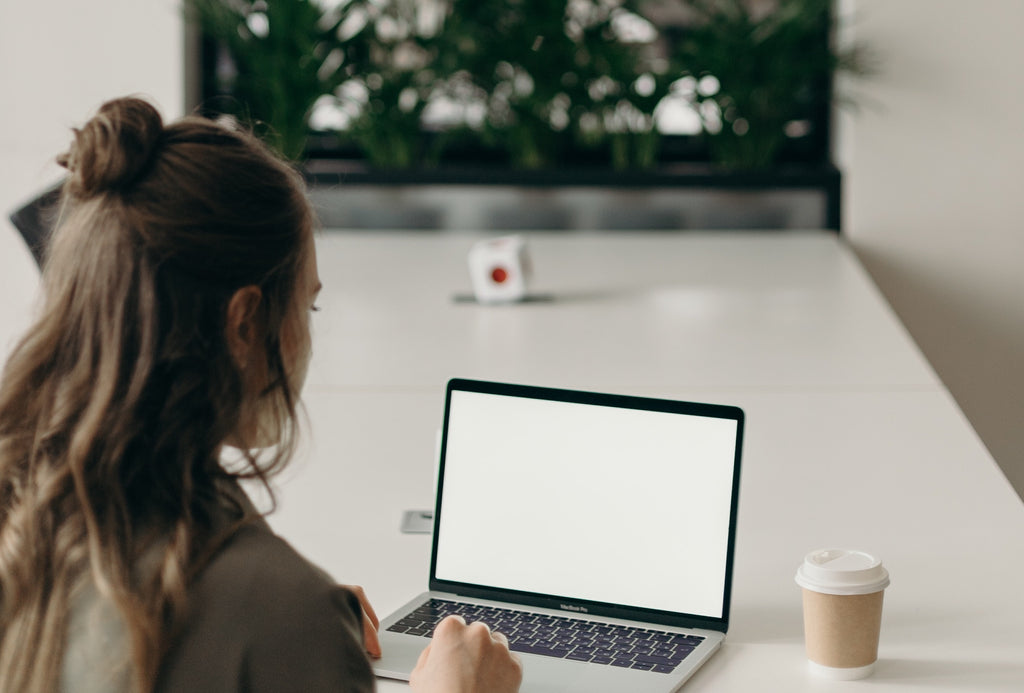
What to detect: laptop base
<box><xmin>374</xmin><ymin>592</ymin><xmax>723</xmax><ymax>693</ymax></box>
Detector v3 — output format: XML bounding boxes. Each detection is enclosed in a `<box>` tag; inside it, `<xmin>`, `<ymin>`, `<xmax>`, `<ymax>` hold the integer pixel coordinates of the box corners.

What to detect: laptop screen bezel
<box><xmin>428</xmin><ymin>378</ymin><xmax>744</xmax><ymax>634</ymax></box>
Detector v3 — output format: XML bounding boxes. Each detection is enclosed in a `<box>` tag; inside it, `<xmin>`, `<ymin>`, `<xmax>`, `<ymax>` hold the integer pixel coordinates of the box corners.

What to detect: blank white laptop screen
<box><xmin>435</xmin><ymin>389</ymin><xmax>739</xmax><ymax>620</ymax></box>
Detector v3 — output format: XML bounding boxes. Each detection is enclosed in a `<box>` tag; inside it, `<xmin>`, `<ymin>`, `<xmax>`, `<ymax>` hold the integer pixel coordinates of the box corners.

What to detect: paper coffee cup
<box><xmin>795</xmin><ymin>549</ymin><xmax>889</xmax><ymax>680</ymax></box>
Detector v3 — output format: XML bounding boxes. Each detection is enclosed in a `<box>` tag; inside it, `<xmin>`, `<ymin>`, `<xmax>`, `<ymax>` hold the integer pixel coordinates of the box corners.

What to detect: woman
<box><xmin>0</xmin><ymin>97</ymin><xmax>521</xmax><ymax>693</ymax></box>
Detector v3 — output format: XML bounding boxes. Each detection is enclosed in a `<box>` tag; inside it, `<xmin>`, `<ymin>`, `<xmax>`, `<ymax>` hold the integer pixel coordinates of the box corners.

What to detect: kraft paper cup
<box><xmin>795</xmin><ymin>549</ymin><xmax>890</xmax><ymax>680</ymax></box>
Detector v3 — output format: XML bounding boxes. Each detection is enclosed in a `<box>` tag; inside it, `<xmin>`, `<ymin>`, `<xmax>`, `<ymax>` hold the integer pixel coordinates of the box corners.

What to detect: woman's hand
<box><xmin>409</xmin><ymin>615</ymin><xmax>523</xmax><ymax>693</ymax></box>
<box><xmin>341</xmin><ymin>584</ymin><xmax>381</xmax><ymax>659</ymax></box>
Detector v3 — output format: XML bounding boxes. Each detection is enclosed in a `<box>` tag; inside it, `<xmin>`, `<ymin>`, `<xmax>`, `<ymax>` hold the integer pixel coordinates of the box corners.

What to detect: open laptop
<box><xmin>374</xmin><ymin>378</ymin><xmax>744</xmax><ymax>693</ymax></box>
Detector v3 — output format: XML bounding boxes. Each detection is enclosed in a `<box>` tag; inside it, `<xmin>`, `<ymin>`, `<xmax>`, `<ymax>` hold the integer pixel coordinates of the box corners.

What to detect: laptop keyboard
<box><xmin>385</xmin><ymin>598</ymin><xmax>704</xmax><ymax>674</ymax></box>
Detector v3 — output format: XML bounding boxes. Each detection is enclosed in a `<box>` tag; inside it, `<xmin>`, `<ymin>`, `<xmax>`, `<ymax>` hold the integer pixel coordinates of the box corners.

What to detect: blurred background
<box><xmin>1</xmin><ymin>0</ymin><xmax>1021</xmax><ymax>500</ymax></box>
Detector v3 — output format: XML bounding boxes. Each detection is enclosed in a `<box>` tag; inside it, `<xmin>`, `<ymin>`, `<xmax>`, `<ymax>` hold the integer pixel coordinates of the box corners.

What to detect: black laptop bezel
<box><xmin>428</xmin><ymin>378</ymin><xmax>744</xmax><ymax>634</ymax></box>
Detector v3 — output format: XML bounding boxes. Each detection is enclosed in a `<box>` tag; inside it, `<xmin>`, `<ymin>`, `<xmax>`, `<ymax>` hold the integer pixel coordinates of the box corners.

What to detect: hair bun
<box><xmin>58</xmin><ymin>97</ymin><xmax>164</xmax><ymax>198</ymax></box>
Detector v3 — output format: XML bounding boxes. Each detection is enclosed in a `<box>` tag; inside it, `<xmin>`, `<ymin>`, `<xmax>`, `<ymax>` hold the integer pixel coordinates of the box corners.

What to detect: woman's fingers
<box><xmin>342</xmin><ymin>584</ymin><xmax>382</xmax><ymax>658</ymax></box>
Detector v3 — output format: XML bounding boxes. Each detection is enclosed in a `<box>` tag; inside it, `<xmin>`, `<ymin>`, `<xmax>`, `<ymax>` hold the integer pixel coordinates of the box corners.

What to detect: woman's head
<box><xmin>0</xmin><ymin>95</ymin><xmax>317</xmax><ymax>691</ymax></box>
<box><xmin>44</xmin><ymin>95</ymin><xmax>316</xmax><ymax>489</ymax></box>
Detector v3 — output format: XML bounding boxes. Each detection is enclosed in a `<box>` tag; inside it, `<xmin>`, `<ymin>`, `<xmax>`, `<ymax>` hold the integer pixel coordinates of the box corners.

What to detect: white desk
<box><xmin>260</xmin><ymin>229</ymin><xmax>1023</xmax><ymax>692</ymax></box>
<box><xmin>305</xmin><ymin>231</ymin><xmax>938</xmax><ymax>393</ymax></box>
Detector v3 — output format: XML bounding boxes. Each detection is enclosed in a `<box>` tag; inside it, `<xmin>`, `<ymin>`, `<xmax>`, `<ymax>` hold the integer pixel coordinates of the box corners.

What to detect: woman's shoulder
<box><xmin>156</xmin><ymin>520</ymin><xmax>374</xmax><ymax>693</ymax></box>
<box><xmin>198</xmin><ymin>520</ymin><xmax>351</xmax><ymax>610</ymax></box>
<box><xmin>180</xmin><ymin>518</ymin><xmax>363</xmax><ymax>645</ymax></box>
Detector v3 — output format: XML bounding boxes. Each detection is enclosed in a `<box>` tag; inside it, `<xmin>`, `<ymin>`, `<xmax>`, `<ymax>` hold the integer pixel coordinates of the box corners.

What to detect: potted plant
<box><xmin>668</xmin><ymin>0</ymin><xmax>872</xmax><ymax>169</ymax></box>
<box><xmin>430</xmin><ymin>0</ymin><xmax>661</xmax><ymax>169</ymax></box>
<box><xmin>187</xmin><ymin>0</ymin><xmax>351</xmax><ymax>160</ymax></box>
<box><xmin>189</xmin><ymin>0</ymin><xmax>684</xmax><ymax>169</ymax></box>
<box><xmin>187</xmin><ymin>0</ymin><xmax>871</xmax><ymax>230</ymax></box>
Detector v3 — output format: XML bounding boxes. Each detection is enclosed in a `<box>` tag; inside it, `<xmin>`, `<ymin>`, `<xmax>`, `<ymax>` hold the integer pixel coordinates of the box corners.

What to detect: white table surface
<box><xmin>4</xmin><ymin>227</ymin><xmax>1020</xmax><ymax>690</ymax></box>
<box><xmin>257</xmin><ymin>230</ymin><xmax>1023</xmax><ymax>691</ymax></box>
<box><xmin>305</xmin><ymin>230</ymin><xmax>939</xmax><ymax>393</ymax></box>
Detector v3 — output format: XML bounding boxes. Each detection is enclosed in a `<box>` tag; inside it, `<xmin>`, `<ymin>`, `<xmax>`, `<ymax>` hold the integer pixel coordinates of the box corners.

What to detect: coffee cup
<box><xmin>795</xmin><ymin>548</ymin><xmax>890</xmax><ymax>680</ymax></box>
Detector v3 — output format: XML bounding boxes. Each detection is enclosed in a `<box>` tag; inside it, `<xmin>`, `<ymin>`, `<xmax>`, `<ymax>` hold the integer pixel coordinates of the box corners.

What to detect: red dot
<box><xmin>491</xmin><ymin>267</ymin><xmax>509</xmax><ymax>283</ymax></box>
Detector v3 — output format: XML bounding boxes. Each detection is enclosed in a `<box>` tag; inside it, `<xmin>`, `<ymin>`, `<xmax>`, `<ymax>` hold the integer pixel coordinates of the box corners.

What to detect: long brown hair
<box><xmin>0</xmin><ymin>97</ymin><xmax>313</xmax><ymax>692</ymax></box>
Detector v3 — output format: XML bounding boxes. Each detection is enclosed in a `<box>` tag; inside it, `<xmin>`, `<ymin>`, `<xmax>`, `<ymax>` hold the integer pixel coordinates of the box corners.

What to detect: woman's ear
<box><xmin>225</xmin><ymin>285</ymin><xmax>264</xmax><ymax>370</ymax></box>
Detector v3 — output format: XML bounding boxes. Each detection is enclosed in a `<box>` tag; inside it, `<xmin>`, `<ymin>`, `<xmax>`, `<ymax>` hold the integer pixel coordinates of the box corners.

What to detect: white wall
<box><xmin>0</xmin><ymin>0</ymin><xmax>184</xmax><ymax>359</ymax></box>
<box><xmin>839</xmin><ymin>1</ymin><xmax>1024</xmax><ymax>499</ymax></box>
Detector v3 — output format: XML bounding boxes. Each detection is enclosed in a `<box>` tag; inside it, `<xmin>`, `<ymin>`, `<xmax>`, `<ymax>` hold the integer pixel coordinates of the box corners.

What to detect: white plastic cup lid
<box><xmin>795</xmin><ymin>548</ymin><xmax>890</xmax><ymax>596</ymax></box>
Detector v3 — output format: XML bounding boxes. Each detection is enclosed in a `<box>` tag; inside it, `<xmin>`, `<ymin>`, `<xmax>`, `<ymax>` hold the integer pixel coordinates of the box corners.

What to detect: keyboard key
<box><xmin>508</xmin><ymin>642</ymin><xmax>571</xmax><ymax>658</ymax></box>
<box><xmin>634</xmin><ymin>654</ymin><xmax>683</xmax><ymax>667</ymax></box>
<box><xmin>671</xmin><ymin>635</ymin><xmax>703</xmax><ymax>646</ymax></box>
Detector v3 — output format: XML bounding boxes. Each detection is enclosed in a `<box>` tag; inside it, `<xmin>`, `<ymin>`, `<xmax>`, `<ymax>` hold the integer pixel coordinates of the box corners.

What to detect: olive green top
<box><xmin>62</xmin><ymin>505</ymin><xmax>374</xmax><ymax>693</ymax></box>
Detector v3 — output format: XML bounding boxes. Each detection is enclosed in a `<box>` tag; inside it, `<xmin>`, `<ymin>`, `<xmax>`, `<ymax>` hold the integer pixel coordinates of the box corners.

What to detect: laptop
<box><xmin>374</xmin><ymin>378</ymin><xmax>744</xmax><ymax>693</ymax></box>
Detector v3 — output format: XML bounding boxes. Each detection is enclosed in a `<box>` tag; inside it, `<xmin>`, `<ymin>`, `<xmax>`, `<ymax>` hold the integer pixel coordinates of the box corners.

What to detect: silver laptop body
<box><xmin>374</xmin><ymin>379</ymin><xmax>744</xmax><ymax>693</ymax></box>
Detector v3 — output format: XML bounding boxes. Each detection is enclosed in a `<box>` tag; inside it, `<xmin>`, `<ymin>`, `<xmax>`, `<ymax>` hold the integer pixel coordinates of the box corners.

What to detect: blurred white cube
<box><xmin>467</xmin><ymin>235</ymin><xmax>532</xmax><ymax>304</ymax></box>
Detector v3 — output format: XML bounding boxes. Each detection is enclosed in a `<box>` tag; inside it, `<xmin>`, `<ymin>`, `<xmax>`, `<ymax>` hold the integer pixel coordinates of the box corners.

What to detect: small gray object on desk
<box><xmin>400</xmin><ymin>510</ymin><xmax>434</xmax><ymax>534</ymax></box>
